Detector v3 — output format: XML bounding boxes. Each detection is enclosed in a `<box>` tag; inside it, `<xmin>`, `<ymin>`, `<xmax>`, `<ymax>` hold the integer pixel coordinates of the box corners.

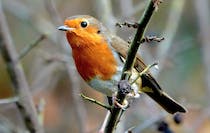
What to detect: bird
<box><xmin>58</xmin><ymin>15</ymin><xmax>186</xmax><ymax>114</ymax></box>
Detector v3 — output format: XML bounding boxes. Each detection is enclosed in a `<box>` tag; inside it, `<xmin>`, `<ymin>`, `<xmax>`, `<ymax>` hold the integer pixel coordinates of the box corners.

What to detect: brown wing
<box><xmin>110</xmin><ymin>35</ymin><xmax>148</xmax><ymax>73</ymax></box>
<box><xmin>110</xmin><ymin>35</ymin><xmax>186</xmax><ymax>114</ymax></box>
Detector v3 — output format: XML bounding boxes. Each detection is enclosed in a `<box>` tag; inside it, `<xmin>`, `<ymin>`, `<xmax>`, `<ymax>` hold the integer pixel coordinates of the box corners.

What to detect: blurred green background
<box><xmin>0</xmin><ymin>0</ymin><xmax>210</xmax><ymax>133</ymax></box>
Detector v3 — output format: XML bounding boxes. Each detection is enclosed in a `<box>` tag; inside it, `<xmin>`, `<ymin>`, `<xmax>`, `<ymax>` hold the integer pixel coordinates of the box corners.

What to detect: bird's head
<box><xmin>58</xmin><ymin>15</ymin><xmax>108</xmax><ymax>48</ymax></box>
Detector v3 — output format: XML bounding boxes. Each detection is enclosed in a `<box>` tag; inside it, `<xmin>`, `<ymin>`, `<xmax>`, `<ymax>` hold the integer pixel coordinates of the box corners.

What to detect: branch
<box><xmin>121</xmin><ymin>0</ymin><xmax>160</xmax><ymax>79</ymax></box>
<box><xmin>130</xmin><ymin>62</ymin><xmax>158</xmax><ymax>85</ymax></box>
<box><xmin>80</xmin><ymin>94</ymin><xmax>111</xmax><ymax>111</ymax></box>
<box><xmin>140</xmin><ymin>36</ymin><xmax>164</xmax><ymax>43</ymax></box>
<box><xmin>104</xmin><ymin>0</ymin><xmax>162</xmax><ymax>132</ymax></box>
<box><xmin>116</xmin><ymin>22</ymin><xmax>139</xmax><ymax>29</ymax></box>
<box><xmin>18</xmin><ymin>34</ymin><xmax>46</xmax><ymax>60</ymax></box>
<box><xmin>0</xmin><ymin>96</ymin><xmax>19</xmax><ymax>104</ymax></box>
<box><xmin>0</xmin><ymin>1</ymin><xmax>43</xmax><ymax>133</ymax></box>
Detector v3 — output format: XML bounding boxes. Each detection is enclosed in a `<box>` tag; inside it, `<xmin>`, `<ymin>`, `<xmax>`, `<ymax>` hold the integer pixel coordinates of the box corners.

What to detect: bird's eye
<box><xmin>80</xmin><ymin>21</ymin><xmax>88</xmax><ymax>28</ymax></box>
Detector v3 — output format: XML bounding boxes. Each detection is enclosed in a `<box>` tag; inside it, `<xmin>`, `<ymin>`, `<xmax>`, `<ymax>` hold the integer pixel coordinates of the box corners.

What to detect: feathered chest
<box><xmin>71</xmin><ymin>40</ymin><xmax>118</xmax><ymax>82</ymax></box>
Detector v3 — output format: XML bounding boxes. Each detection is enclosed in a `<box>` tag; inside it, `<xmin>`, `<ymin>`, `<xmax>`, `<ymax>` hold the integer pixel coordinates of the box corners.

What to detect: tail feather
<box><xmin>141</xmin><ymin>74</ymin><xmax>187</xmax><ymax>114</ymax></box>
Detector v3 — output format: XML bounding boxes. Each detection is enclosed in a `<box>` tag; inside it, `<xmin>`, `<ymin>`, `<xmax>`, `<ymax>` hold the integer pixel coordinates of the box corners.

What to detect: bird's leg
<box><xmin>113</xmin><ymin>96</ymin><xmax>129</xmax><ymax>110</ymax></box>
<box><xmin>131</xmin><ymin>62</ymin><xmax>158</xmax><ymax>85</ymax></box>
<box><xmin>80</xmin><ymin>94</ymin><xmax>111</xmax><ymax>111</ymax></box>
<box><xmin>108</xmin><ymin>95</ymin><xmax>129</xmax><ymax>110</ymax></box>
<box><xmin>112</xmin><ymin>80</ymin><xmax>132</xmax><ymax>110</ymax></box>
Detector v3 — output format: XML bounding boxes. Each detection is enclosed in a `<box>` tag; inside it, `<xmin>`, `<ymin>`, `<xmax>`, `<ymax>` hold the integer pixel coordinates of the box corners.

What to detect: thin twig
<box><xmin>116</xmin><ymin>22</ymin><xmax>139</xmax><ymax>29</ymax></box>
<box><xmin>18</xmin><ymin>34</ymin><xmax>46</xmax><ymax>60</ymax></box>
<box><xmin>36</xmin><ymin>98</ymin><xmax>46</xmax><ymax>126</ymax></box>
<box><xmin>0</xmin><ymin>96</ymin><xmax>19</xmax><ymax>104</ymax></box>
<box><xmin>140</xmin><ymin>36</ymin><xmax>164</xmax><ymax>43</ymax></box>
<box><xmin>104</xmin><ymin>0</ymin><xmax>161</xmax><ymax>132</ymax></box>
<box><xmin>121</xmin><ymin>0</ymin><xmax>160</xmax><ymax>80</ymax></box>
<box><xmin>124</xmin><ymin>126</ymin><xmax>135</xmax><ymax>133</ymax></box>
<box><xmin>80</xmin><ymin>94</ymin><xmax>111</xmax><ymax>111</ymax></box>
<box><xmin>131</xmin><ymin>62</ymin><xmax>158</xmax><ymax>85</ymax></box>
<box><xmin>40</xmin><ymin>51</ymin><xmax>69</xmax><ymax>63</ymax></box>
<box><xmin>99</xmin><ymin>112</ymin><xmax>111</xmax><ymax>133</ymax></box>
<box><xmin>0</xmin><ymin>1</ymin><xmax>43</xmax><ymax>132</ymax></box>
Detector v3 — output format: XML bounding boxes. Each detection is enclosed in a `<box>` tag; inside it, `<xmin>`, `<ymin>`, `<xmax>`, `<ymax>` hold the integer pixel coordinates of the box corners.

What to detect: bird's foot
<box><xmin>113</xmin><ymin>96</ymin><xmax>129</xmax><ymax>110</ymax></box>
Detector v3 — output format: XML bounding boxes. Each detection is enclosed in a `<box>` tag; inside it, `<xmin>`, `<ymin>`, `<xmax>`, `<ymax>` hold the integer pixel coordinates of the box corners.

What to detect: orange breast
<box><xmin>67</xmin><ymin>33</ymin><xmax>117</xmax><ymax>81</ymax></box>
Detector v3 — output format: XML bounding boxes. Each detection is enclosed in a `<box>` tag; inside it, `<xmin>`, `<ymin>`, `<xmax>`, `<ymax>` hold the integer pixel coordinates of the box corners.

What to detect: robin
<box><xmin>58</xmin><ymin>15</ymin><xmax>186</xmax><ymax>114</ymax></box>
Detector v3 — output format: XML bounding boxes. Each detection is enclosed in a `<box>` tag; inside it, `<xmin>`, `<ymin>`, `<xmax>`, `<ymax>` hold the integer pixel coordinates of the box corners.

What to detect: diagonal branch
<box><xmin>104</xmin><ymin>0</ymin><xmax>162</xmax><ymax>132</ymax></box>
<box><xmin>0</xmin><ymin>1</ymin><xmax>43</xmax><ymax>133</ymax></box>
<box><xmin>18</xmin><ymin>34</ymin><xmax>46</xmax><ymax>60</ymax></box>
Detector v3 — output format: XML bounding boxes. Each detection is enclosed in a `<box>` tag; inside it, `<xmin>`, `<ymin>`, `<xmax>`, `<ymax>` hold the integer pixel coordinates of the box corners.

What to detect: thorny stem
<box><xmin>104</xmin><ymin>0</ymin><xmax>162</xmax><ymax>132</ymax></box>
<box><xmin>116</xmin><ymin>22</ymin><xmax>139</xmax><ymax>29</ymax></box>
<box><xmin>140</xmin><ymin>36</ymin><xmax>164</xmax><ymax>43</ymax></box>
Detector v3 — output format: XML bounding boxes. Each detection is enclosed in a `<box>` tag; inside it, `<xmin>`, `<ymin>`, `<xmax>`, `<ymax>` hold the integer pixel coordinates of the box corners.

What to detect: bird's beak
<box><xmin>57</xmin><ymin>25</ymin><xmax>74</xmax><ymax>31</ymax></box>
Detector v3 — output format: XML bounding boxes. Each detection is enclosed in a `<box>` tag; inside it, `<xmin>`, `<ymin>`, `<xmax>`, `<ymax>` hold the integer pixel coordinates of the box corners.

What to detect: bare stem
<box><xmin>18</xmin><ymin>34</ymin><xmax>46</xmax><ymax>60</ymax></box>
<box><xmin>104</xmin><ymin>0</ymin><xmax>162</xmax><ymax>132</ymax></box>
<box><xmin>0</xmin><ymin>1</ymin><xmax>43</xmax><ymax>133</ymax></box>
<box><xmin>140</xmin><ymin>36</ymin><xmax>164</xmax><ymax>43</ymax></box>
<box><xmin>131</xmin><ymin>62</ymin><xmax>158</xmax><ymax>85</ymax></box>
<box><xmin>80</xmin><ymin>94</ymin><xmax>111</xmax><ymax>111</ymax></box>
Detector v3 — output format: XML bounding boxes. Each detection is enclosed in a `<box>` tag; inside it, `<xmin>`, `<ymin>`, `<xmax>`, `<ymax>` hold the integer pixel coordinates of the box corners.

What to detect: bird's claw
<box><xmin>113</xmin><ymin>97</ymin><xmax>129</xmax><ymax>110</ymax></box>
